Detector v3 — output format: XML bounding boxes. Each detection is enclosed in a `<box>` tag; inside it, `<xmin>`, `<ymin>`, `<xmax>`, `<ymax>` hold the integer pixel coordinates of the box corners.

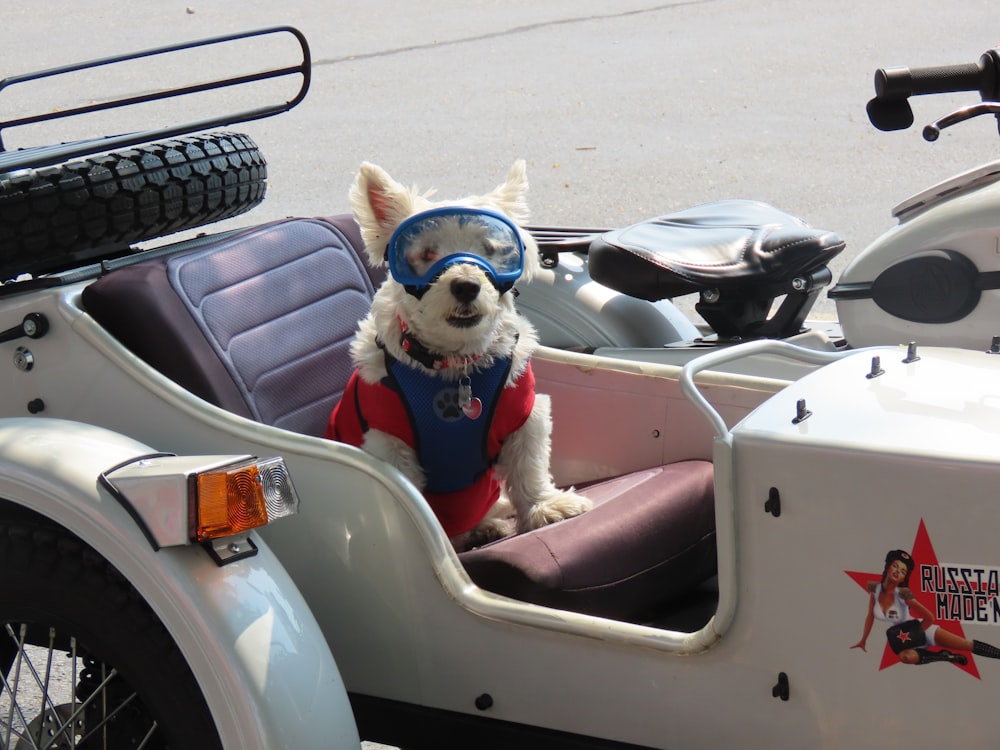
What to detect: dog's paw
<box><xmin>517</xmin><ymin>489</ymin><xmax>592</xmax><ymax>534</ymax></box>
<box><xmin>463</xmin><ymin>516</ymin><xmax>516</xmax><ymax>549</ymax></box>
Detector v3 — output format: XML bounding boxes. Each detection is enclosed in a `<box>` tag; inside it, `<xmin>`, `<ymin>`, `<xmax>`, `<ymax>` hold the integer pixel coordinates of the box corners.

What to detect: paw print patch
<box><xmin>433</xmin><ymin>388</ymin><xmax>464</xmax><ymax>422</ymax></box>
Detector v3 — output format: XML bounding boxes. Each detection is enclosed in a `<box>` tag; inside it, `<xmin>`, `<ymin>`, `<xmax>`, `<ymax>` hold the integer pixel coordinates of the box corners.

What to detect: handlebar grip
<box><xmin>867</xmin><ymin>51</ymin><xmax>1000</xmax><ymax>133</ymax></box>
<box><xmin>874</xmin><ymin>61</ymin><xmax>984</xmax><ymax>100</ymax></box>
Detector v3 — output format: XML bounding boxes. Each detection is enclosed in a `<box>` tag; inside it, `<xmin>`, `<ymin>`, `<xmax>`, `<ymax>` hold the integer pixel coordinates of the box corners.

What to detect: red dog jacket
<box><xmin>327</xmin><ymin>353</ymin><xmax>535</xmax><ymax>536</ymax></box>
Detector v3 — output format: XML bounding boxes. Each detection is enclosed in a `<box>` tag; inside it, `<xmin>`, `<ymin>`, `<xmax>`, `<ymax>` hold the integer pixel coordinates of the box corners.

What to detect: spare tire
<box><xmin>0</xmin><ymin>131</ymin><xmax>266</xmax><ymax>279</ymax></box>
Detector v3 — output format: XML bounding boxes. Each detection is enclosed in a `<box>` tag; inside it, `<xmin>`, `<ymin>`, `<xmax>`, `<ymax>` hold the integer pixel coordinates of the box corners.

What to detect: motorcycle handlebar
<box><xmin>867</xmin><ymin>49</ymin><xmax>1000</xmax><ymax>132</ymax></box>
<box><xmin>874</xmin><ymin>62</ymin><xmax>986</xmax><ymax>100</ymax></box>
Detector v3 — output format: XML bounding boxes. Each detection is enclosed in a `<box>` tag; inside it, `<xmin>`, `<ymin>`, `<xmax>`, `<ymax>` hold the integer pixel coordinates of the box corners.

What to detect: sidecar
<box><xmin>4</xmin><ymin>28</ymin><xmax>1000</xmax><ymax>750</ymax></box>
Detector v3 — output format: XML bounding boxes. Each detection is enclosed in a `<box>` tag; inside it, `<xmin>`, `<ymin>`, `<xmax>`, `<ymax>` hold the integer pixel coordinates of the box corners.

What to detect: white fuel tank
<box><xmin>833</xmin><ymin>160</ymin><xmax>1000</xmax><ymax>350</ymax></box>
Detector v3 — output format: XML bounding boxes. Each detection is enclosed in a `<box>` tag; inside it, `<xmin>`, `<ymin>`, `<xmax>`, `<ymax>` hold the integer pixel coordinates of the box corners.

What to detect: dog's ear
<box><xmin>483</xmin><ymin>159</ymin><xmax>530</xmax><ymax>226</ymax></box>
<box><xmin>481</xmin><ymin>160</ymin><xmax>542</xmax><ymax>283</ymax></box>
<box><xmin>350</xmin><ymin>162</ymin><xmax>416</xmax><ymax>266</ymax></box>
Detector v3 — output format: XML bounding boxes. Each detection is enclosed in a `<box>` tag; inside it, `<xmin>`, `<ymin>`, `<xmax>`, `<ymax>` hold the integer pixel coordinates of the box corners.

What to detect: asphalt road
<box><xmin>4</xmin><ymin>1</ymin><xmax>999</xmax><ymax>318</ymax></box>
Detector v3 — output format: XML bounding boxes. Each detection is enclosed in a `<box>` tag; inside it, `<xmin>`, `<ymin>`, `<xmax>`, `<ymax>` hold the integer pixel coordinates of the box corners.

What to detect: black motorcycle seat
<box><xmin>588</xmin><ymin>200</ymin><xmax>845</xmax><ymax>301</ymax></box>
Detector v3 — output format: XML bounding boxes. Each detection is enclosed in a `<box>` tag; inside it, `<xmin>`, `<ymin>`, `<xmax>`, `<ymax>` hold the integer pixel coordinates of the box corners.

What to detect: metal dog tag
<box><xmin>458</xmin><ymin>376</ymin><xmax>483</xmax><ymax>420</ymax></box>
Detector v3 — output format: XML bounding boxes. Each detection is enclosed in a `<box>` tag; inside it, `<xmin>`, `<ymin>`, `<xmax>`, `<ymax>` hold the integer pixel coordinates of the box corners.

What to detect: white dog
<box><xmin>327</xmin><ymin>160</ymin><xmax>591</xmax><ymax>547</ymax></box>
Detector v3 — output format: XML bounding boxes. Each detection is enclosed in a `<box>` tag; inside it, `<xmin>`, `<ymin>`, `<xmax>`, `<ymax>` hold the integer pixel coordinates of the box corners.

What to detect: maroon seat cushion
<box><xmin>459</xmin><ymin>460</ymin><xmax>716</xmax><ymax>621</ymax></box>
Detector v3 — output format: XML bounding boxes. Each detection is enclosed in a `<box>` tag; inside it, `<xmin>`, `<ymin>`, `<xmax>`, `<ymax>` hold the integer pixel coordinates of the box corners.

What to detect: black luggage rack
<box><xmin>0</xmin><ymin>25</ymin><xmax>311</xmax><ymax>174</ymax></box>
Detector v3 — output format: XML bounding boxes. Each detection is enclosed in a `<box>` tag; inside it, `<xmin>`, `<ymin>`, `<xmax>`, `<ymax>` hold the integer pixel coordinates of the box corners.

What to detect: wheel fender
<box><xmin>0</xmin><ymin>417</ymin><xmax>359</xmax><ymax>750</ymax></box>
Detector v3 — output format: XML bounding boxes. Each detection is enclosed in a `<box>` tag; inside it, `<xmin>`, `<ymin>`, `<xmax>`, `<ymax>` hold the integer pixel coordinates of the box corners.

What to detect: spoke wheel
<box><xmin>0</xmin><ymin>519</ymin><xmax>221</xmax><ymax>750</ymax></box>
<box><xmin>14</xmin><ymin>702</ymin><xmax>85</xmax><ymax>750</ymax></box>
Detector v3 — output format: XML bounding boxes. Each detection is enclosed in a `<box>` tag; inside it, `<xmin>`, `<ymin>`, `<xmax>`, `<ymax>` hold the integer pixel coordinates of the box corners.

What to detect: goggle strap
<box><xmin>404</xmin><ymin>284</ymin><xmax>430</xmax><ymax>300</ymax></box>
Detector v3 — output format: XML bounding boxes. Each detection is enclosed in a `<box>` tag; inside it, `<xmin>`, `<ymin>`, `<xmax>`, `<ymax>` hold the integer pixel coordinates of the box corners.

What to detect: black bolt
<box><xmin>866</xmin><ymin>356</ymin><xmax>884</xmax><ymax>379</ymax></box>
<box><xmin>772</xmin><ymin>672</ymin><xmax>790</xmax><ymax>701</ymax></box>
<box><xmin>792</xmin><ymin>398</ymin><xmax>812</xmax><ymax>425</ymax></box>
<box><xmin>26</xmin><ymin>399</ymin><xmax>45</xmax><ymax>414</ymax></box>
<box><xmin>22</xmin><ymin>313</ymin><xmax>49</xmax><ymax>339</ymax></box>
<box><xmin>474</xmin><ymin>693</ymin><xmax>493</xmax><ymax>711</ymax></box>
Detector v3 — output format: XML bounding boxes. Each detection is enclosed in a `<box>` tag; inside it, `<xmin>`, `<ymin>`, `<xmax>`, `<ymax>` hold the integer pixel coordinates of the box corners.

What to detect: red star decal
<box><xmin>895</xmin><ymin>629</ymin><xmax>911</xmax><ymax>644</ymax></box>
<box><xmin>845</xmin><ymin>519</ymin><xmax>981</xmax><ymax>678</ymax></box>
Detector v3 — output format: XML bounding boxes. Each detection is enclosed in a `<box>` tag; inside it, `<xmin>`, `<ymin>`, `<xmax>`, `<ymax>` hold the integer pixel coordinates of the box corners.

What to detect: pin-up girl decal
<box><xmin>852</xmin><ymin>550</ymin><xmax>1000</xmax><ymax>665</ymax></box>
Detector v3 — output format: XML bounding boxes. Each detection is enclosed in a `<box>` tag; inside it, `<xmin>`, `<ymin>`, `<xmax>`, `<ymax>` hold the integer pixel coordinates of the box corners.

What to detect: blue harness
<box><xmin>384</xmin><ymin>352</ymin><xmax>513</xmax><ymax>493</ymax></box>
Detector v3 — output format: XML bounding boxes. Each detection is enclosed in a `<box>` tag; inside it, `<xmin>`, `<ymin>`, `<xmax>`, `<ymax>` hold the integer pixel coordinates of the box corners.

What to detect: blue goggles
<box><xmin>386</xmin><ymin>207</ymin><xmax>525</xmax><ymax>295</ymax></box>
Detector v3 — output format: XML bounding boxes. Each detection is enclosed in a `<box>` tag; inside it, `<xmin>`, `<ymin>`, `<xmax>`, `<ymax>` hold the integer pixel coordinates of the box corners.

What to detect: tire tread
<box><xmin>0</xmin><ymin>131</ymin><xmax>266</xmax><ymax>279</ymax></box>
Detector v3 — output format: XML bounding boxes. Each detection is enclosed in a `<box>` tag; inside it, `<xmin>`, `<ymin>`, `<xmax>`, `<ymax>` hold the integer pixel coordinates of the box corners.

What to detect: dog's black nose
<box><xmin>450</xmin><ymin>279</ymin><xmax>480</xmax><ymax>303</ymax></box>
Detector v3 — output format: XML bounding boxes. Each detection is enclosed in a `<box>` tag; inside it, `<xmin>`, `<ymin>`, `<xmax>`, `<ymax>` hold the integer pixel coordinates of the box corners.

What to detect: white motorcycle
<box><xmin>518</xmin><ymin>48</ymin><xmax>1000</xmax><ymax>362</ymax></box>
<box><xmin>2</xmin><ymin>27</ymin><xmax>1000</xmax><ymax>750</ymax></box>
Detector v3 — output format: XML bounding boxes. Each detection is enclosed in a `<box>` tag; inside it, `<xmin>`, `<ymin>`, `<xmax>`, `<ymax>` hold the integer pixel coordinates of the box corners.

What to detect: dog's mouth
<box><xmin>447</xmin><ymin>308</ymin><xmax>483</xmax><ymax>328</ymax></box>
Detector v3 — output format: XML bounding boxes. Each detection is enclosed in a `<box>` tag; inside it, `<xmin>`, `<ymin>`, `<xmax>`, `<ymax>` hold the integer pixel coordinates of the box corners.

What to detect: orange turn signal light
<box><xmin>194</xmin><ymin>456</ymin><xmax>299</xmax><ymax>541</ymax></box>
